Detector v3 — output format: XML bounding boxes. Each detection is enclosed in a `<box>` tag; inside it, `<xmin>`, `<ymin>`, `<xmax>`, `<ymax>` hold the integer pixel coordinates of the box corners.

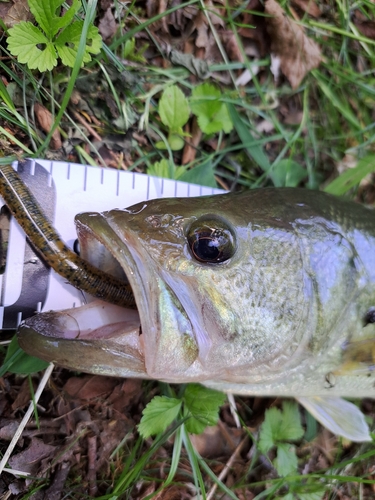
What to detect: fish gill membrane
<box><xmin>8</xmin><ymin>175</ymin><xmax>375</xmax><ymax>442</ymax></box>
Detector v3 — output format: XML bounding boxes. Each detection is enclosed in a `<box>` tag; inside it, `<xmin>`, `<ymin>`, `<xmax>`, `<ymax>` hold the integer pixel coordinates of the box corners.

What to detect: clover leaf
<box><xmin>7</xmin><ymin>0</ymin><xmax>101</xmax><ymax>71</ymax></box>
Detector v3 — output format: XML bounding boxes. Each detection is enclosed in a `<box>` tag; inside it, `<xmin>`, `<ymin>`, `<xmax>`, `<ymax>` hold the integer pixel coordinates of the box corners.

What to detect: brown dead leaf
<box><xmin>291</xmin><ymin>0</ymin><xmax>321</xmax><ymax>18</ymax></box>
<box><xmin>107</xmin><ymin>378</ymin><xmax>143</xmax><ymax>414</ymax></box>
<box><xmin>353</xmin><ymin>18</ymin><xmax>375</xmax><ymax>40</ymax></box>
<box><xmin>96</xmin><ymin>419</ymin><xmax>132</xmax><ymax>469</ymax></box>
<box><xmin>34</xmin><ymin>103</ymin><xmax>62</xmax><ymax>150</ymax></box>
<box><xmin>182</xmin><ymin>116</ymin><xmax>202</xmax><ymax>165</ymax></box>
<box><xmin>99</xmin><ymin>0</ymin><xmax>112</xmax><ymax>10</ymax></box>
<box><xmin>223</xmin><ymin>31</ymin><xmax>244</xmax><ymax>63</ymax></box>
<box><xmin>9</xmin><ymin>437</ymin><xmax>56</xmax><ymax>475</ymax></box>
<box><xmin>2</xmin><ymin>0</ymin><xmax>32</xmax><ymax>29</ymax></box>
<box><xmin>63</xmin><ymin>375</ymin><xmax>118</xmax><ymax>401</ymax></box>
<box><xmin>149</xmin><ymin>485</ymin><xmax>194</xmax><ymax>500</ymax></box>
<box><xmin>42</xmin><ymin>462</ymin><xmax>71</xmax><ymax>500</ymax></box>
<box><xmin>98</xmin><ymin>7</ymin><xmax>117</xmax><ymax>41</ymax></box>
<box><xmin>11</xmin><ymin>378</ymin><xmax>35</xmax><ymax>412</ymax></box>
<box><xmin>238</xmin><ymin>0</ymin><xmax>270</xmax><ymax>57</ymax></box>
<box><xmin>190</xmin><ymin>425</ymin><xmax>243</xmax><ymax>458</ymax></box>
<box><xmin>194</xmin><ymin>10</ymin><xmax>209</xmax><ymax>48</ymax></box>
<box><xmin>265</xmin><ymin>0</ymin><xmax>322</xmax><ymax>89</ymax></box>
<box><xmin>0</xmin><ymin>419</ymin><xmax>21</xmax><ymax>442</ymax></box>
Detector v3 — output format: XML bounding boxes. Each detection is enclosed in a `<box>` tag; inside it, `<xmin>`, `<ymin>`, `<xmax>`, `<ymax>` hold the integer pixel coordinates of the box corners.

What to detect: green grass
<box><xmin>1</xmin><ymin>0</ymin><xmax>375</xmax><ymax>498</ymax></box>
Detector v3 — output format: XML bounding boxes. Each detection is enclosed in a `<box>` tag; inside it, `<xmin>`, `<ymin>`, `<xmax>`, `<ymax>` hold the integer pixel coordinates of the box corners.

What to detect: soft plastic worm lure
<box><xmin>0</xmin><ymin>164</ymin><xmax>135</xmax><ymax>307</ymax></box>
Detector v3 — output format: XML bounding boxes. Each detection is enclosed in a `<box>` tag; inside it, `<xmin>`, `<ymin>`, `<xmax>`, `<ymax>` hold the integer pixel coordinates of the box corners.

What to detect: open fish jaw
<box><xmin>18</xmin><ymin>301</ymin><xmax>148</xmax><ymax>378</ymax></box>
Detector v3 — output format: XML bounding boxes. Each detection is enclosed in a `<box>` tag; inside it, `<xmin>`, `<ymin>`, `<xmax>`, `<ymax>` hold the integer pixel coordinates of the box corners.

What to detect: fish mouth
<box><xmin>18</xmin><ymin>210</ymin><xmax>199</xmax><ymax>380</ymax></box>
<box><xmin>18</xmin><ymin>300</ymin><xmax>148</xmax><ymax>378</ymax></box>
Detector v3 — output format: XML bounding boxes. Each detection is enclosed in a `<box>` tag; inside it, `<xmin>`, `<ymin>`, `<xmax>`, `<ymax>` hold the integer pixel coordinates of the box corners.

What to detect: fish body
<box><xmin>18</xmin><ymin>188</ymin><xmax>375</xmax><ymax>441</ymax></box>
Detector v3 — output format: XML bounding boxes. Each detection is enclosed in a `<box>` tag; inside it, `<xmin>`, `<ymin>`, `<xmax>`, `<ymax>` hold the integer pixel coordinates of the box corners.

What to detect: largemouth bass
<box><xmin>12</xmin><ymin>182</ymin><xmax>375</xmax><ymax>442</ymax></box>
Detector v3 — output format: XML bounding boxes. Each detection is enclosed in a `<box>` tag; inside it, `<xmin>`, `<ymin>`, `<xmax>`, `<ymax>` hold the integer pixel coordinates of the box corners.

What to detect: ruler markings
<box><xmin>83</xmin><ymin>165</ymin><xmax>88</xmax><ymax>192</ymax></box>
<box><xmin>2</xmin><ymin>221</ymin><xmax>26</xmax><ymax>306</ymax></box>
<box><xmin>30</xmin><ymin>159</ymin><xmax>35</xmax><ymax>176</ymax></box>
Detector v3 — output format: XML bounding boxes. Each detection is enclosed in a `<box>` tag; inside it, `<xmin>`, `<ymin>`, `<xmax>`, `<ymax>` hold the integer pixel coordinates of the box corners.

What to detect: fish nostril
<box><xmin>73</xmin><ymin>238</ymin><xmax>80</xmax><ymax>255</ymax></box>
<box><xmin>363</xmin><ymin>307</ymin><xmax>375</xmax><ymax>326</ymax></box>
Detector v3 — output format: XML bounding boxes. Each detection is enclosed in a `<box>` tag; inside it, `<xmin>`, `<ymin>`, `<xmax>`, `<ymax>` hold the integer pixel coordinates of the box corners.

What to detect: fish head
<box><xmin>25</xmin><ymin>191</ymin><xmax>307</xmax><ymax>382</ymax></box>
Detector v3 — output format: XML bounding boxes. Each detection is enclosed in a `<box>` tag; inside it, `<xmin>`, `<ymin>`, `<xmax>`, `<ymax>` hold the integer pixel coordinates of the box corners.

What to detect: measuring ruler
<box><xmin>0</xmin><ymin>159</ymin><xmax>223</xmax><ymax>331</ymax></box>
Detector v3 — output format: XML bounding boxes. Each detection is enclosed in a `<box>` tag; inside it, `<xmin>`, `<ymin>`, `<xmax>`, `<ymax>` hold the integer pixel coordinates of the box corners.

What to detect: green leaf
<box><xmin>0</xmin><ymin>78</ymin><xmax>16</xmax><ymax>110</ymax></box>
<box><xmin>214</xmin><ymin>103</ymin><xmax>233</xmax><ymax>134</ymax></box>
<box><xmin>271</xmin><ymin>159</ymin><xmax>307</xmax><ymax>187</ymax></box>
<box><xmin>148</xmin><ymin>158</ymin><xmax>175</xmax><ymax>178</ymax></box>
<box><xmin>190</xmin><ymin>83</ymin><xmax>222</xmax><ymax>118</ymax></box>
<box><xmin>28</xmin><ymin>0</ymin><xmax>81</xmax><ymax>38</ymax></box>
<box><xmin>159</xmin><ymin>85</ymin><xmax>190</xmax><ymax>131</ymax></box>
<box><xmin>183</xmin><ymin>384</ymin><xmax>226</xmax><ymax>434</ymax></box>
<box><xmin>123</xmin><ymin>37</ymin><xmax>148</xmax><ymax>63</ymax></box>
<box><xmin>278</xmin><ymin>494</ymin><xmax>294</xmax><ymax>500</ymax></box>
<box><xmin>297</xmin><ymin>491</ymin><xmax>326</xmax><ymax>500</ymax></box>
<box><xmin>3</xmin><ymin>336</ymin><xmax>49</xmax><ymax>374</ymax></box>
<box><xmin>274</xmin><ymin>442</ymin><xmax>298</xmax><ymax>477</ymax></box>
<box><xmin>179</xmin><ymin>160</ymin><xmax>217</xmax><ymax>188</ymax></box>
<box><xmin>7</xmin><ymin>22</ymin><xmax>57</xmax><ymax>71</ymax></box>
<box><xmin>227</xmin><ymin>103</ymin><xmax>271</xmax><ymax>173</ymax></box>
<box><xmin>138</xmin><ymin>396</ymin><xmax>182</xmax><ymax>438</ymax></box>
<box><xmin>124</xmin><ymin>38</ymin><xmax>136</xmax><ymax>58</ymax></box>
<box><xmin>190</xmin><ymin>83</ymin><xmax>233</xmax><ymax>134</ymax></box>
<box><xmin>55</xmin><ymin>22</ymin><xmax>102</xmax><ymax>68</ymax></box>
<box><xmin>258</xmin><ymin>402</ymin><xmax>303</xmax><ymax>456</ymax></box>
<box><xmin>7</xmin><ymin>1</ymin><xmax>101</xmax><ymax>71</ymax></box>
<box><xmin>258</xmin><ymin>406</ymin><xmax>280</xmax><ymax>453</ymax></box>
<box><xmin>279</xmin><ymin>401</ymin><xmax>304</xmax><ymax>441</ymax></box>
<box><xmin>167</xmin><ymin>132</ymin><xmax>185</xmax><ymax>151</ymax></box>
<box><xmin>148</xmin><ymin>158</ymin><xmax>186</xmax><ymax>179</ymax></box>
<box><xmin>324</xmin><ymin>154</ymin><xmax>375</xmax><ymax>196</ymax></box>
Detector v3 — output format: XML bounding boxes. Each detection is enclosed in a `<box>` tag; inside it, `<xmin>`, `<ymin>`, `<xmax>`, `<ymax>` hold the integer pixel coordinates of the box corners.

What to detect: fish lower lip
<box><xmin>17</xmin><ymin>300</ymin><xmax>148</xmax><ymax>377</ymax></box>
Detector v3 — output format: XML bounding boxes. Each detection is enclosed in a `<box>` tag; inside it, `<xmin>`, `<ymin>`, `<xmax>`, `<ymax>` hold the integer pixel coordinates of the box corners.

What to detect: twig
<box><xmin>227</xmin><ymin>393</ymin><xmax>241</xmax><ymax>428</ymax></box>
<box><xmin>206</xmin><ymin>435</ymin><xmax>249</xmax><ymax>500</ymax></box>
<box><xmin>0</xmin><ymin>363</ymin><xmax>54</xmax><ymax>476</ymax></box>
<box><xmin>71</xmin><ymin>110</ymin><xmax>102</xmax><ymax>142</ymax></box>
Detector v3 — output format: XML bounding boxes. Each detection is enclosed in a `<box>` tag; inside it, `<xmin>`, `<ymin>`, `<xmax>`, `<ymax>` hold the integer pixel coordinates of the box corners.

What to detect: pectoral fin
<box><xmin>297</xmin><ymin>396</ymin><xmax>372</xmax><ymax>442</ymax></box>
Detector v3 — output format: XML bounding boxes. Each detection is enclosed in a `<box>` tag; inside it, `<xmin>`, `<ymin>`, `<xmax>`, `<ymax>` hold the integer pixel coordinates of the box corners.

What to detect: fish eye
<box><xmin>187</xmin><ymin>216</ymin><xmax>236</xmax><ymax>264</ymax></box>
